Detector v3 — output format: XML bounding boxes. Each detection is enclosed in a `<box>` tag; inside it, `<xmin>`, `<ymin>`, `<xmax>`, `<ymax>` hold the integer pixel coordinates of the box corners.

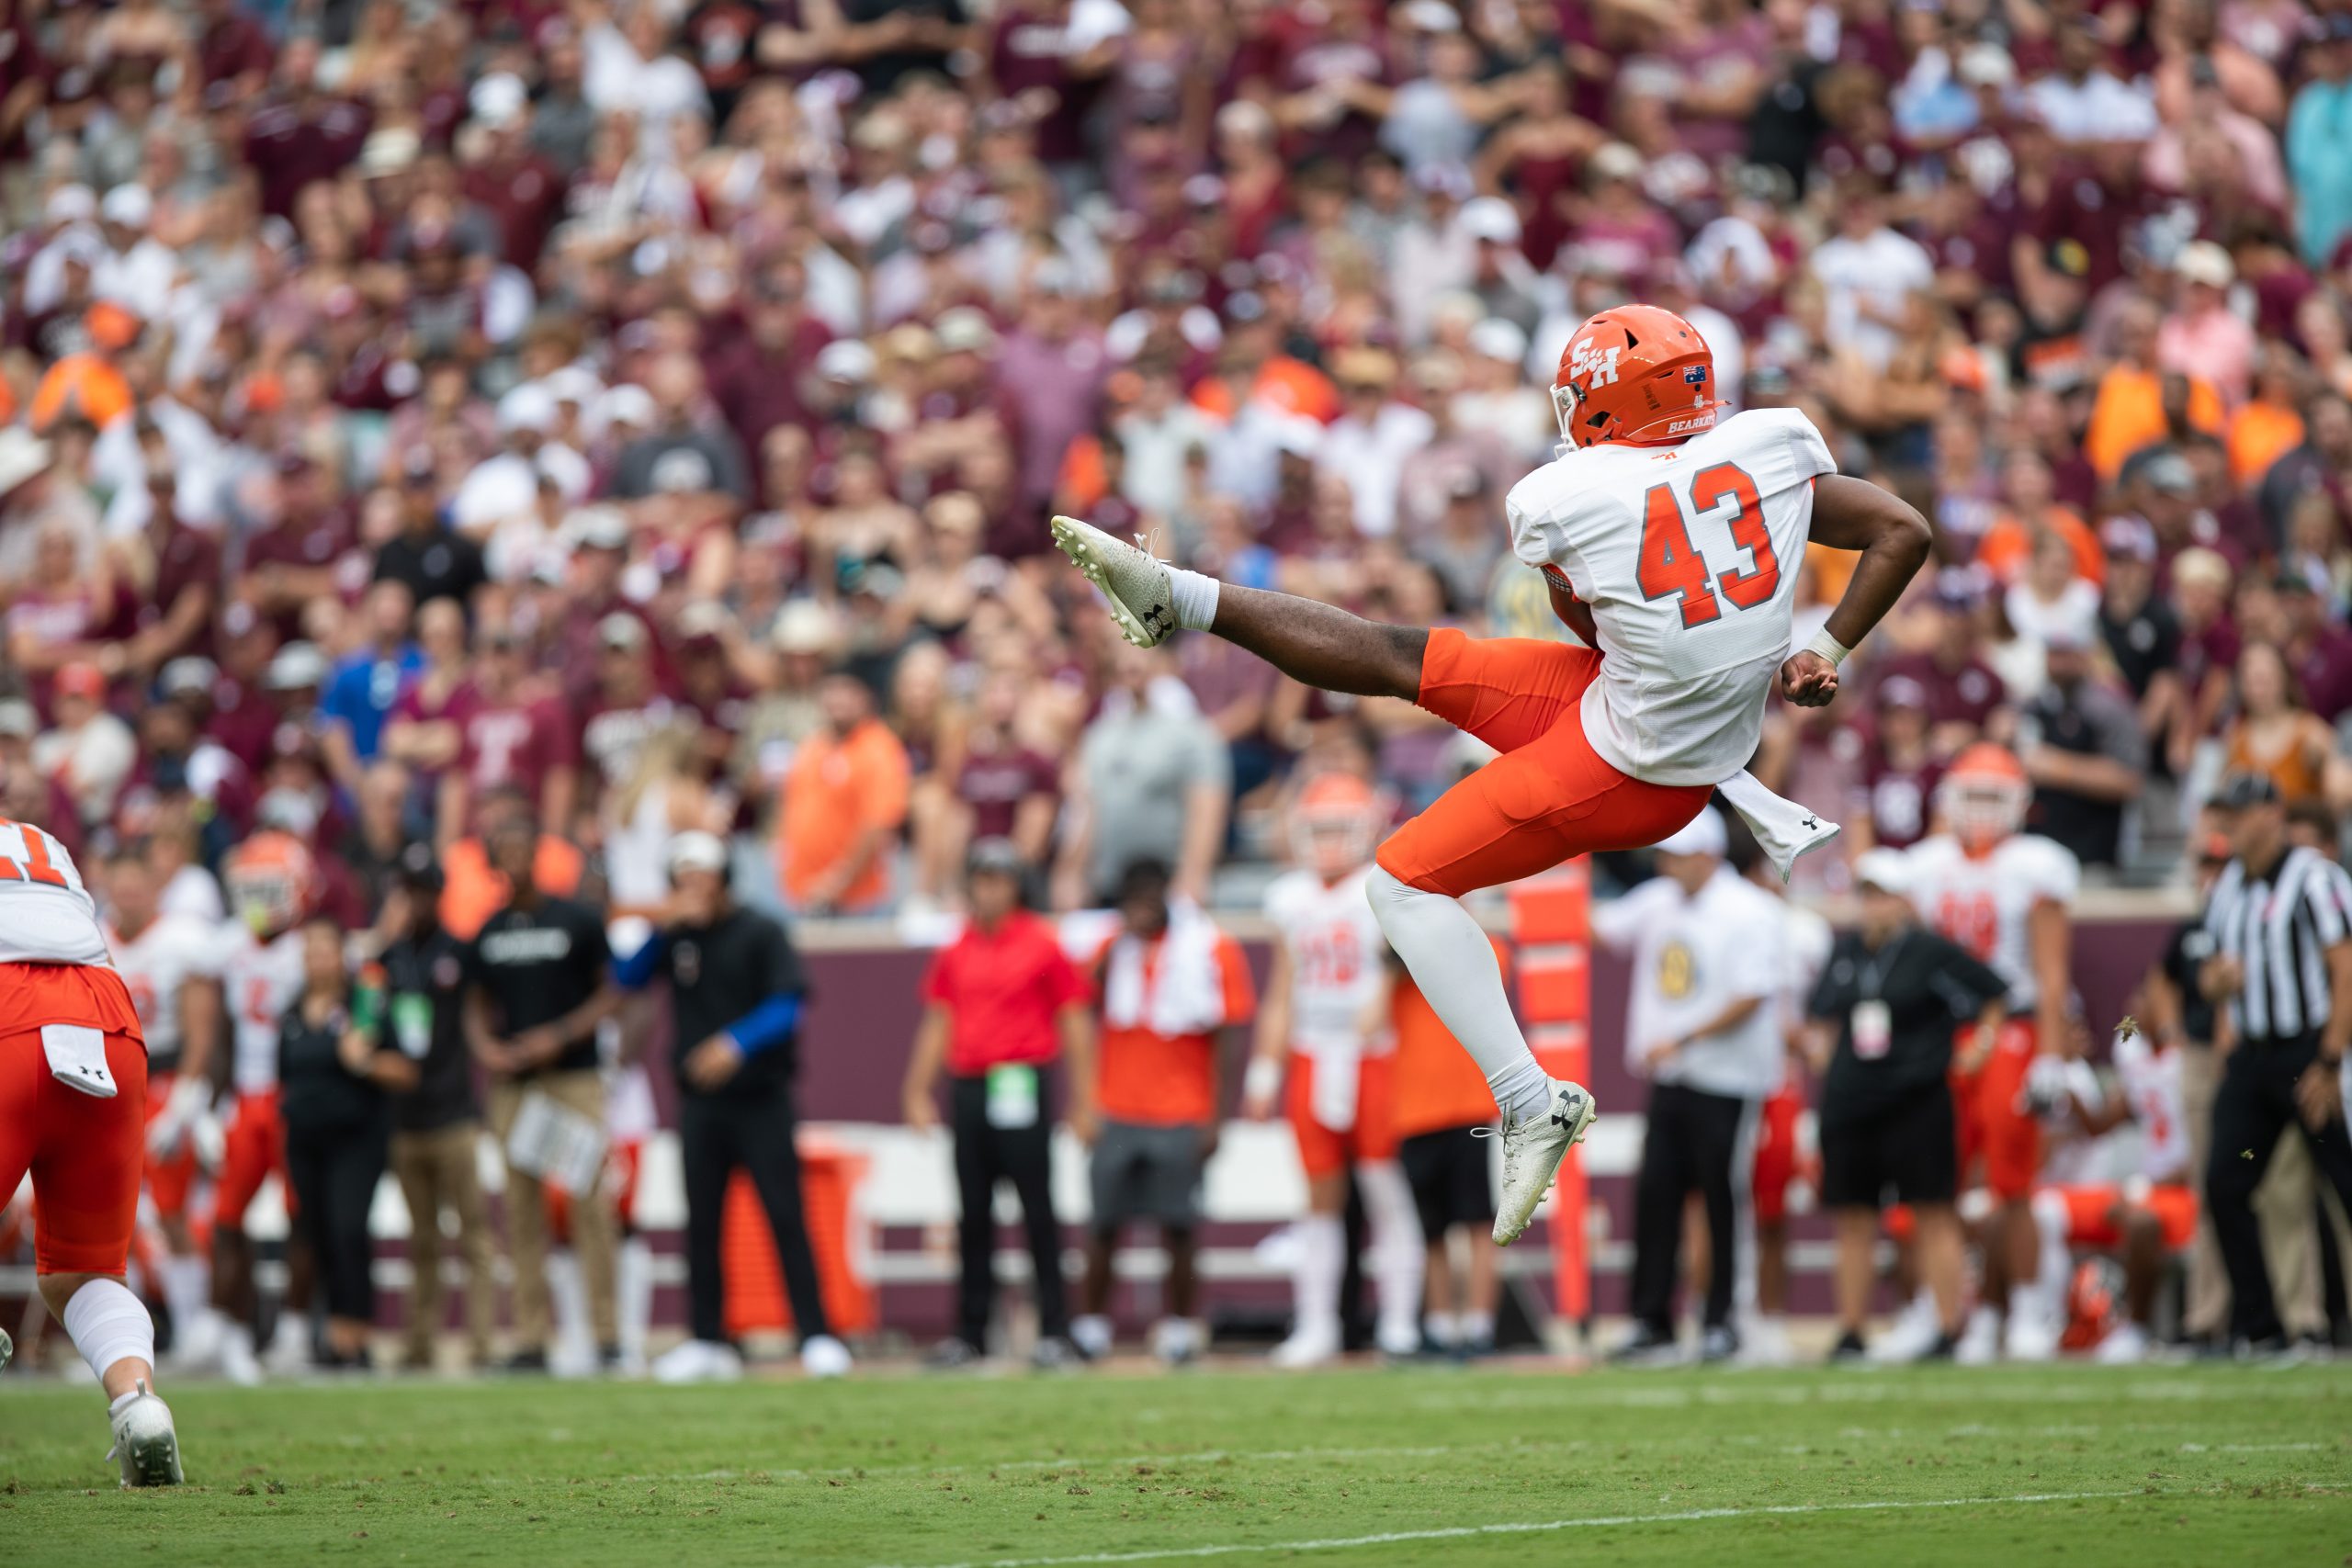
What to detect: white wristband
<box><xmin>1804</xmin><ymin>627</ymin><xmax>1851</xmax><ymax>670</ymax></box>
<box><xmin>1243</xmin><ymin>1055</ymin><xmax>1282</xmax><ymax>1105</ymax></box>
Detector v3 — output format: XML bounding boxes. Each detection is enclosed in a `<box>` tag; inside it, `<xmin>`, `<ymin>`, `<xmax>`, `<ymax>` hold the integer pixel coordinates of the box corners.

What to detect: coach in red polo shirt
<box><xmin>903</xmin><ymin>839</ymin><xmax>1096</xmax><ymax>1369</ymax></box>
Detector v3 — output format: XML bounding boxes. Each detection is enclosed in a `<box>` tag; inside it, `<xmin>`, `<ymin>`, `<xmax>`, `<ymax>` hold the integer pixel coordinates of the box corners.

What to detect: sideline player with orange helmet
<box><xmin>1244</xmin><ymin>773</ymin><xmax>1425</xmax><ymax>1365</ymax></box>
<box><xmin>1905</xmin><ymin>742</ymin><xmax>2080</xmax><ymax>1362</ymax></box>
<box><xmin>0</xmin><ymin>817</ymin><xmax>184</xmax><ymax>1483</ymax></box>
<box><xmin>1053</xmin><ymin>302</ymin><xmax>1933</xmax><ymax>1245</ymax></box>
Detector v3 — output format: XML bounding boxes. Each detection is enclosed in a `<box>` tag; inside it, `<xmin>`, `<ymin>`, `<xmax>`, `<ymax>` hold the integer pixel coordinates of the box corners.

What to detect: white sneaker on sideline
<box><xmin>263</xmin><ymin>1318</ymin><xmax>310</xmax><ymax>1377</ymax></box>
<box><xmin>219</xmin><ymin>1325</ymin><xmax>264</xmax><ymax>1387</ymax></box>
<box><xmin>2004</xmin><ymin>1311</ymin><xmax>2060</xmax><ymax>1363</ymax></box>
<box><xmin>2093</xmin><ymin>1321</ymin><xmax>2150</xmax><ymax>1365</ymax></box>
<box><xmin>800</xmin><ymin>1335</ymin><xmax>852</xmax><ymax>1380</ymax></box>
<box><xmin>170</xmin><ymin>1308</ymin><xmax>225</xmax><ymax>1375</ymax></box>
<box><xmin>1491</xmin><ymin>1080</ymin><xmax>1596</xmax><ymax>1245</ymax></box>
<box><xmin>1871</xmin><ymin>1292</ymin><xmax>1941</xmax><ymax>1365</ymax></box>
<box><xmin>1069</xmin><ymin>1314</ymin><xmax>1114</xmax><ymax>1361</ymax></box>
<box><xmin>1049</xmin><ymin>514</ymin><xmax>1178</xmax><ymax>648</ymax></box>
<box><xmin>1270</xmin><ymin>1325</ymin><xmax>1340</xmax><ymax>1370</ymax></box>
<box><xmin>652</xmin><ymin>1339</ymin><xmax>744</xmax><ymax>1384</ymax></box>
<box><xmin>1954</xmin><ymin>1305</ymin><xmax>2001</xmax><ymax>1367</ymax></box>
<box><xmin>107</xmin><ymin>1380</ymin><xmax>184</xmax><ymax>1487</ymax></box>
<box><xmin>1737</xmin><ymin>1315</ymin><xmax>1794</xmax><ymax>1368</ymax></box>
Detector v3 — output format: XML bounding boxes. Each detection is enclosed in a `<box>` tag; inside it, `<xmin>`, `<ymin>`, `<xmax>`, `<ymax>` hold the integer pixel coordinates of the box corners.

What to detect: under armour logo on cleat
<box><xmin>1551</xmin><ymin>1092</ymin><xmax>1584</xmax><ymax>1128</ymax></box>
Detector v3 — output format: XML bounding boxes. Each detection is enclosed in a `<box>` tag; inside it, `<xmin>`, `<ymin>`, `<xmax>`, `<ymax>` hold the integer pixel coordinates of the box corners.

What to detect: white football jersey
<box><xmin>1263</xmin><ymin>865</ymin><xmax>1391</xmax><ymax>1057</ymax></box>
<box><xmin>0</xmin><ymin>819</ymin><xmax>113</xmax><ymax>967</ymax></box>
<box><xmin>1508</xmin><ymin>407</ymin><xmax>1836</xmax><ymax>786</ymax></box>
<box><xmin>2113</xmin><ymin>1029</ymin><xmax>2189</xmax><ymax>1184</ymax></box>
<box><xmin>218</xmin><ymin>926</ymin><xmax>305</xmax><ymax>1094</ymax></box>
<box><xmin>1907</xmin><ymin>832</ymin><xmax>2079</xmax><ymax>1009</ymax></box>
<box><xmin>107</xmin><ymin>913</ymin><xmax>220</xmax><ymax>1067</ymax></box>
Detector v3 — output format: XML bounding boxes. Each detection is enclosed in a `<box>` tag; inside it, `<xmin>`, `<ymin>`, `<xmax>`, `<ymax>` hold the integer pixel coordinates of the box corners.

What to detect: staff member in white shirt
<box><xmin>1592</xmin><ymin>809</ymin><xmax>1788</xmax><ymax>1365</ymax></box>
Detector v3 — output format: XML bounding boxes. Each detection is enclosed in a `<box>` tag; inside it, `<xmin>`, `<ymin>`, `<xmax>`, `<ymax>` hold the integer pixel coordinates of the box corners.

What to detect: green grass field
<box><xmin>3</xmin><ymin>1361</ymin><xmax>2347</xmax><ymax>1567</ymax></box>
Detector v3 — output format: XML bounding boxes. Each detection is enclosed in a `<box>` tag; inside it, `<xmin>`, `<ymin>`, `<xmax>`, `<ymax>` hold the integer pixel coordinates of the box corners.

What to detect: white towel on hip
<box><xmin>1718</xmin><ymin>769</ymin><xmax>1840</xmax><ymax>883</ymax></box>
<box><xmin>1101</xmin><ymin>899</ymin><xmax>1228</xmax><ymax>1037</ymax></box>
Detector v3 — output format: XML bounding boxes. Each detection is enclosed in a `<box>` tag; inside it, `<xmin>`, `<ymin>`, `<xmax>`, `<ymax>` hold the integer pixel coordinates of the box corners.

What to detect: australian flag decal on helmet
<box><xmin>1683</xmin><ymin>365</ymin><xmax>1709</xmax><ymax>384</ymax></box>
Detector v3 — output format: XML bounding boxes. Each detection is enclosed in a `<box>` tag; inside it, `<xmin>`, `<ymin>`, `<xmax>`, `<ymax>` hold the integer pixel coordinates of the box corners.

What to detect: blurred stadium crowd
<box><xmin>6</xmin><ymin>0</ymin><xmax>2352</xmax><ymax>1371</ymax></box>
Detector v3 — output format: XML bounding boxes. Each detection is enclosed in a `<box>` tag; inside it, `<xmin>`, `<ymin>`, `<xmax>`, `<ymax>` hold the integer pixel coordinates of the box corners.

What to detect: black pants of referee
<box><xmin>2205</xmin><ymin>1032</ymin><xmax>2352</xmax><ymax>1343</ymax></box>
<box><xmin>950</xmin><ymin>1073</ymin><xmax>1069</xmax><ymax>1350</ymax></box>
<box><xmin>1629</xmin><ymin>1082</ymin><xmax>1758</xmax><ymax>1336</ymax></box>
<box><xmin>285</xmin><ymin>1115</ymin><xmax>390</xmax><ymax>1324</ymax></box>
<box><xmin>680</xmin><ymin>1088</ymin><xmax>831</xmax><ymax>1344</ymax></box>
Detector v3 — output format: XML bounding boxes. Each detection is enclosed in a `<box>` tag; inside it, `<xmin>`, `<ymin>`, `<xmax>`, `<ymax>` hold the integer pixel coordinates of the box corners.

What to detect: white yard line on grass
<box><xmin>863</xmin><ymin>1490</ymin><xmax>2153</xmax><ymax>1568</ymax></box>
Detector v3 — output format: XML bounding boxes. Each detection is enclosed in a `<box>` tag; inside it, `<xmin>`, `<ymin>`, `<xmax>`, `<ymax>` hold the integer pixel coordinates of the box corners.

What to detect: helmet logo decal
<box><xmin>1568</xmin><ymin>337</ymin><xmax>1622</xmax><ymax>389</ymax></box>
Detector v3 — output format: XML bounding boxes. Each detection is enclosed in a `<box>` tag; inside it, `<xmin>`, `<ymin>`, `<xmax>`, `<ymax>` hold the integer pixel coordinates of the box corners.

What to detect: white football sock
<box><xmin>1169</xmin><ymin>568</ymin><xmax>1221</xmax><ymax>631</ymax></box>
<box><xmin>1366</xmin><ymin>868</ymin><xmax>1551</xmax><ymax>1122</ymax></box>
<box><xmin>2025</xmin><ymin>1190</ymin><xmax>2074</xmax><ymax>1324</ymax></box>
<box><xmin>1459</xmin><ymin>1309</ymin><xmax>1496</xmax><ymax>1346</ymax></box>
<box><xmin>62</xmin><ymin>1279</ymin><xmax>155</xmax><ymax>1388</ymax></box>
<box><xmin>160</xmin><ymin>1255</ymin><xmax>210</xmax><ymax>1337</ymax></box>
<box><xmin>1425</xmin><ymin>1310</ymin><xmax>1460</xmax><ymax>1349</ymax></box>
<box><xmin>1291</xmin><ymin>1214</ymin><xmax>1344</xmax><ymax>1345</ymax></box>
<box><xmin>617</xmin><ymin>1237</ymin><xmax>654</xmax><ymax>1363</ymax></box>
<box><xmin>1357</xmin><ymin>1161</ymin><xmax>1426</xmax><ymax>1350</ymax></box>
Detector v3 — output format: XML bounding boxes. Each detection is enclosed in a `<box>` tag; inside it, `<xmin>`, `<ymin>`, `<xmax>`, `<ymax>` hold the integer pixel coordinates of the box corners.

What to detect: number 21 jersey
<box><xmin>0</xmin><ymin>818</ymin><xmax>113</xmax><ymax>967</ymax></box>
<box><xmin>1507</xmin><ymin>407</ymin><xmax>1837</xmax><ymax>786</ymax></box>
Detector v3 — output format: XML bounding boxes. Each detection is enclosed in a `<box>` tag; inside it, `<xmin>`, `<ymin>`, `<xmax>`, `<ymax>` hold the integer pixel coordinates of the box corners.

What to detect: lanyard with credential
<box><xmin>1855</xmin><ymin>929</ymin><xmax>1910</xmax><ymax>1001</ymax></box>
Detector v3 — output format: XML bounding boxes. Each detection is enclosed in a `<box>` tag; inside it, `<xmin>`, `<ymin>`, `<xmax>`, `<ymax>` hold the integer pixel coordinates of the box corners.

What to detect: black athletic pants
<box><xmin>285</xmin><ymin>1115</ymin><xmax>390</xmax><ymax>1322</ymax></box>
<box><xmin>680</xmin><ymin>1087</ymin><xmax>831</xmax><ymax>1344</ymax></box>
<box><xmin>1628</xmin><ymin>1081</ymin><xmax>1757</xmax><ymax>1336</ymax></box>
<box><xmin>950</xmin><ymin>1072</ymin><xmax>1069</xmax><ymax>1348</ymax></box>
<box><xmin>2205</xmin><ymin>1032</ymin><xmax>2352</xmax><ymax>1342</ymax></box>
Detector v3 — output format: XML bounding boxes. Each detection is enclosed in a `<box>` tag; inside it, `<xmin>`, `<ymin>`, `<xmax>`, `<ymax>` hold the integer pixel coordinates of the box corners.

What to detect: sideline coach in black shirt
<box><xmin>1807</xmin><ymin>850</ymin><xmax>2009</xmax><ymax>1360</ymax></box>
<box><xmin>2197</xmin><ymin>773</ymin><xmax>2352</xmax><ymax>1351</ymax></box>
<box><xmin>616</xmin><ymin>831</ymin><xmax>851</xmax><ymax>1381</ymax></box>
<box><xmin>378</xmin><ymin>843</ymin><xmax>500</xmax><ymax>1371</ymax></box>
<box><xmin>461</xmin><ymin>804</ymin><xmax>623</xmax><ymax>1370</ymax></box>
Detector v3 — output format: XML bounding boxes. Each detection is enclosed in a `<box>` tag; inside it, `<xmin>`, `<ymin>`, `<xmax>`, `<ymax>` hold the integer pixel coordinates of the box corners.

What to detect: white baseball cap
<box><xmin>1656</xmin><ymin>808</ymin><xmax>1727</xmax><ymax>859</ymax></box>
<box><xmin>665</xmin><ymin>829</ymin><xmax>729</xmax><ymax>879</ymax></box>
<box><xmin>1854</xmin><ymin>848</ymin><xmax>1914</xmax><ymax>897</ymax></box>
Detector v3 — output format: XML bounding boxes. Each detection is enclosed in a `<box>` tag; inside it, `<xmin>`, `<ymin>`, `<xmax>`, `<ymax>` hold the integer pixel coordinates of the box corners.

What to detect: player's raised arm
<box><xmin>1781</xmin><ymin>474</ymin><xmax>1933</xmax><ymax>708</ymax></box>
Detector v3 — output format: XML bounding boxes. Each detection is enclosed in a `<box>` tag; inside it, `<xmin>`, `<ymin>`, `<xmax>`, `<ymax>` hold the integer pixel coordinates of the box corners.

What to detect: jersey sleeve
<box><xmin>1736</xmin><ymin>405</ymin><xmax>1837</xmax><ymax>485</ymax></box>
<box><xmin>2016</xmin><ymin>837</ymin><xmax>2082</xmax><ymax>907</ymax></box>
<box><xmin>1504</xmin><ymin>474</ymin><xmax>1590</xmax><ymax>599</ymax></box>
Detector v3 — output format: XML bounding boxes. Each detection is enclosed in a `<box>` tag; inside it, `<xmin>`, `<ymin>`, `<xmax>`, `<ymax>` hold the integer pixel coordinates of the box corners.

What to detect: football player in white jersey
<box><xmin>100</xmin><ymin>844</ymin><xmax>226</xmax><ymax>1359</ymax></box>
<box><xmin>1054</xmin><ymin>302</ymin><xmax>1932</xmax><ymax>1246</ymax></box>
<box><xmin>1905</xmin><ymin>742</ymin><xmax>2080</xmax><ymax>1360</ymax></box>
<box><xmin>200</xmin><ymin>829</ymin><xmax>319</xmax><ymax>1383</ymax></box>
<box><xmin>2023</xmin><ymin>1020</ymin><xmax>2196</xmax><ymax>1363</ymax></box>
<box><xmin>1243</xmin><ymin>773</ymin><xmax>1424</xmax><ymax>1365</ymax></box>
<box><xmin>0</xmin><ymin>815</ymin><xmax>184</xmax><ymax>1484</ymax></box>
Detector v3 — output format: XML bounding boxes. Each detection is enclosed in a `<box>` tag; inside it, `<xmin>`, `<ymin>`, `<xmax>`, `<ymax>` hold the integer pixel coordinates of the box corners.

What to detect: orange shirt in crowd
<box><xmin>1190</xmin><ymin>357</ymin><xmax>1340</xmax><ymax>426</ymax></box>
<box><xmin>2083</xmin><ymin>365</ymin><xmax>2222</xmax><ymax>479</ymax></box>
<box><xmin>777</xmin><ymin>716</ymin><xmax>910</xmax><ymax>912</ymax></box>
<box><xmin>1091</xmin><ymin>928</ymin><xmax>1256</xmax><ymax>1127</ymax></box>
<box><xmin>1974</xmin><ymin>505</ymin><xmax>2105</xmax><ymax>587</ymax></box>
<box><xmin>29</xmin><ymin>354</ymin><xmax>132</xmax><ymax>434</ymax></box>
<box><xmin>1387</xmin><ymin>937</ymin><xmax>1509</xmax><ymax>1142</ymax></box>
<box><xmin>437</xmin><ymin>834</ymin><xmax>586</xmax><ymax>941</ymax></box>
<box><xmin>2228</xmin><ymin>400</ymin><xmax>2304</xmax><ymax>485</ymax></box>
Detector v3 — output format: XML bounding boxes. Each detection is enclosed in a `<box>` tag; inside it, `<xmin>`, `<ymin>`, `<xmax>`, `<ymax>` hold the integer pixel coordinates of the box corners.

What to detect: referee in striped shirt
<box><xmin>2198</xmin><ymin>773</ymin><xmax>2352</xmax><ymax>1351</ymax></box>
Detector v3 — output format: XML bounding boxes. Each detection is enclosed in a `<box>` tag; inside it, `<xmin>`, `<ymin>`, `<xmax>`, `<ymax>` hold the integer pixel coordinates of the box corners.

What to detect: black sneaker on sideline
<box><xmin>1031</xmin><ymin>1337</ymin><xmax>1082</xmax><ymax>1371</ymax></box>
<box><xmin>1826</xmin><ymin>1330</ymin><xmax>1868</xmax><ymax>1365</ymax></box>
<box><xmin>1698</xmin><ymin>1325</ymin><xmax>1740</xmax><ymax>1364</ymax></box>
<box><xmin>924</xmin><ymin>1337</ymin><xmax>984</xmax><ymax>1371</ymax></box>
<box><xmin>502</xmin><ymin>1348</ymin><xmax>550</xmax><ymax>1373</ymax></box>
<box><xmin>1915</xmin><ymin>1329</ymin><xmax>1961</xmax><ymax>1363</ymax></box>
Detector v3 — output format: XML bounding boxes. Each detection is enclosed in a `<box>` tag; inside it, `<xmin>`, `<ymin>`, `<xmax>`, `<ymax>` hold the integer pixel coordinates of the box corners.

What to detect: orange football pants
<box><xmin>0</xmin><ymin>1023</ymin><xmax>150</xmax><ymax>1276</ymax></box>
<box><xmin>1375</xmin><ymin>629</ymin><xmax>1713</xmax><ymax>897</ymax></box>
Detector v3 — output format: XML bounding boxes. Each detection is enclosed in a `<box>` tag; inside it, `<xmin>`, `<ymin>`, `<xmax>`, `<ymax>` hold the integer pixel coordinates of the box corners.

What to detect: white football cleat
<box><xmin>2003</xmin><ymin>1310</ymin><xmax>2060</xmax><ymax>1363</ymax></box>
<box><xmin>1870</xmin><ymin>1291</ymin><xmax>1941</xmax><ymax>1365</ymax></box>
<box><xmin>1490</xmin><ymin>1080</ymin><xmax>1596</xmax><ymax>1246</ymax></box>
<box><xmin>799</xmin><ymin>1335</ymin><xmax>852</xmax><ymax>1380</ymax></box>
<box><xmin>2093</xmin><ymin>1321</ymin><xmax>2150</xmax><ymax>1365</ymax></box>
<box><xmin>652</xmin><ymin>1337</ymin><xmax>744</xmax><ymax>1384</ymax></box>
<box><xmin>1049</xmin><ymin>514</ymin><xmax>1179</xmax><ymax>648</ymax></box>
<box><xmin>1269</xmin><ymin>1323</ymin><xmax>1340</xmax><ymax>1370</ymax></box>
<box><xmin>1953</xmin><ymin>1305</ymin><xmax>2001</xmax><ymax>1367</ymax></box>
<box><xmin>218</xmin><ymin>1325</ymin><xmax>264</xmax><ymax>1387</ymax></box>
<box><xmin>107</xmin><ymin>1380</ymin><xmax>184</xmax><ymax>1487</ymax></box>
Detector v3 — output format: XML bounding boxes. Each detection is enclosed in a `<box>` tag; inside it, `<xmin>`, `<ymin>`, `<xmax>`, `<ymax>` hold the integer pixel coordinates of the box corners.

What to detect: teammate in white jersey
<box><xmin>100</xmin><ymin>844</ymin><xmax>226</xmax><ymax>1359</ymax></box>
<box><xmin>2025</xmin><ymin>1020</ymin><xmax>2196</xmax><ymax>1363</ymax></box>
<box><xmin>1053</xmin><ymin>303</ymin><xmax>1932</xmax><ymax>1245</ymax></box>
<box><xmin>1244</xmin><ymin>774</ymin><xmax>1424</xmax><ymax>1364</ymax></box>
<box><xmin>1905</xmin><ymin>742</ymin><xmax>2080</xmax><ymax>1360</ymax></box>
<box><xmin>0</xmin><ymin>816</ymin><xmax>184</xmax><ymax>1484</ymax></box>
<box><xmin>200</xmin><ymin>829</ymin><xmax>317</xmax><ymax>1383</ymax></box>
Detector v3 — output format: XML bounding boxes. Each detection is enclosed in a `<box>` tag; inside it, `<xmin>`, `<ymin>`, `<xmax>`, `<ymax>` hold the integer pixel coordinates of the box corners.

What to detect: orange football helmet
<box><xmin>1938</xmin><ymin>742</ymin><xmax>2030</xmax><ymax>854</ymax></box>
<box><xmin>1292</xmin><ymin>772</ymin><xmax>1383</xmax><ymax>880</ymax></box>
<box><xmin>223</xmin><ymin>829</ymin><xmax>318</xmax><ymax>938</ymax></box>
<box><xmin>1551</xmin><ymin>303</ymin><xmax>1719</xmax><ymax>448</ymax></box>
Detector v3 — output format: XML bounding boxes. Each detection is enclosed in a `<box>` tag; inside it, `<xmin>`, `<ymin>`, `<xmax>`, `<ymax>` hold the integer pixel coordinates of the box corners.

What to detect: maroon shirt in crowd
<box><xmin>1871</xmin><ymin>651</ymin><xmax>2007</xmax><ymax>734</ymax></box>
